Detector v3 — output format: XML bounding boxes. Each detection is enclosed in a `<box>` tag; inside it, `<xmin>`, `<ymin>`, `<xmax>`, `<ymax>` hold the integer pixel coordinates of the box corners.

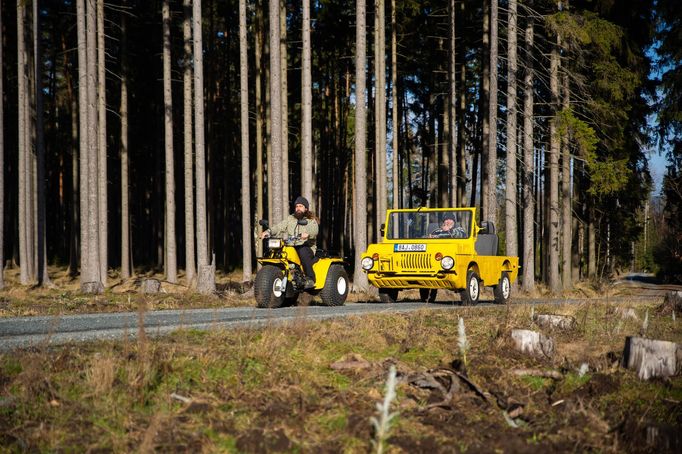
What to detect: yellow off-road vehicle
<box><xmin>360</xmin><ymin>207</ymin><xmax>519</xmax><ymax>304</ymax></box>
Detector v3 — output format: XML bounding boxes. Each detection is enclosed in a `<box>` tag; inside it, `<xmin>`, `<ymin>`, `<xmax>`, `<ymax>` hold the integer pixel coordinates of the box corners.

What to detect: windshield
<box><xmin>386</xmin><ymin>211</ymin><xmax>472</xmax><ymax>240</ymax></box>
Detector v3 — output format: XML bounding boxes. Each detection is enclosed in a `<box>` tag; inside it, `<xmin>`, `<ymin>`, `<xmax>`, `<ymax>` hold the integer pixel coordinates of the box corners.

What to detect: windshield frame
<box><xmin>385</xmin><ymin>209</ymin><xmax>474</xmax><ymax>241</ymax></box>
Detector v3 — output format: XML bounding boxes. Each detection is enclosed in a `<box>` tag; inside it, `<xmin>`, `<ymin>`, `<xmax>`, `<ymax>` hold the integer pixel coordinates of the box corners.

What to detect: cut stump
<box><xmin>511</xmin><ymin>329</ymin><xmax>555</xmax><ymax>358</ymax></box>
<box><xmin>533</xmin><ymin>314</ymin><xmax>576</xmax><ymax>331</ymax></box>
<box><xmin>622</xmin><ymin>336</ymin><xmax>681</xmax><ymax>380</ymax></box>
<box><xmin>197</xmin><ymin>256</ymin><xmax>216</xmax><ymax>295</ymax></box>
<box><xmin>140</xmin><ymin>279</ymin><xmax>161</xmax><ymax>294</ymax></box>
<box><xmin>81</xmin><ymin>281</ymin><xmax>104</xmax><ymax>295</ymax></box>
<box><xmin>657</xmin><ymin>291</ymin><xmax>682</xmax><ymax>316</ymax></box>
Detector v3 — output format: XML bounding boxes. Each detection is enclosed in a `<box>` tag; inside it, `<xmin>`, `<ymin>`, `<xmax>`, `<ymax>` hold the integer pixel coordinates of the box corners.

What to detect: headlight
<box><xmin>361</xmin><ymin>257</ymin><xmax>374</xmax><ymax>270</ymax></box>
<box><xmin>441</xmin><ymin>256</ymin><xmax>454</xmax><ymax>270</ymax></box>
<box><xmin>268</xmin><ymin>238</ymin><xmax>283</xmax><ymax>249</ymax></box>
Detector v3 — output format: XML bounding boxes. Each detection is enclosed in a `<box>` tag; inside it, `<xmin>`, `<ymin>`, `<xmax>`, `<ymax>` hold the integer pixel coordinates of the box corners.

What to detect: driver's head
<box><xmin>442</xmin><ymin>215</ymin><xmax>455</xmax><ymax>231</ymax></box>
<box><xmin>293</xmin><ymin>196</ymin><xmax>310</xmax><ymax>219</ymax></box>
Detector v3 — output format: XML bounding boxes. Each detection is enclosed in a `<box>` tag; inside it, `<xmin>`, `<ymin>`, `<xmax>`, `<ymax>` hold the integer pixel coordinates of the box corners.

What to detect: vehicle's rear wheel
<box><xmin>378</xmin><ymin>288</ymin><xmax>399</xmax><ymax>304</ymax></box>
<box><xmin>460</xmin><ymin>270</ymin><xmax>480</xmax><ymax>305</ymax></box>
<box><xmin>419</xmin><ymin>288</ymin><xmax>437</xmax><ymax>303</ymax></box>
<box><xmin>320</xmin><ymin>265</ymin><xmax>349</xmax><ymax>306</ymax></box>
<box><xmin>493</xmin><ymin>271</ymin><xmax>511</xmax><ymax>304</ymax></box>
<box><xmin>254</xmin><ymin>265</ymin><xmax>286</xmax><ymax>308</ymax></box>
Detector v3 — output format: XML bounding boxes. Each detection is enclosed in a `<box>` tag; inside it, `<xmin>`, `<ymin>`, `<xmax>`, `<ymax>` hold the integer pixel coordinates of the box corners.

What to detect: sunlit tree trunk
<box><xmin>280</xmin><ymin>0</ymin><xmax>289</xmax><ymax>210</ymax></box>
<box><xmin>255</xmin><ymin>0</ymin><xmax>264</xmax><ymax>261</ymax></box>
<box><xmin>239</xmin><ymin>0</ymin><xmax>252</xmax><ymax>283</ymax></box>
<box><xmin>193</xmin><ymin>0</ymin><xmax>214</xmax><ymax>293</ymax></box>
<box><xmin>162</xmin><ymin>0</ymin><xmax>177</xmax><ymax>283</ymax></box>
<box><xmin>505</xmin><ymin>0</ymin><xmax>517</xmax><ymax>258</ymax></box>
<box><xmin>120</xmin><ymin>0</ymin><xmax>131</xmax><ymax>280</ymax></box>
<box><xmin>183</xmin><ymin>0</ymin><xmax>195</xmax><ymax>283</ymax></box>
<box><xmin>480</xmin><ymin>0</ymin><xmax>489</xmax><ymax>215</ymax></box>
<box><xmin>561</xmin><ymin>71</ymin><xmax>571</xmax><ymax>289</ymax></box>
<box><xmin>588</xmin><ymin>204</ymin><xmax>596</xmax><ymax>278</ymax></box>
<box><xmin>87</xmin><ymin>0</ymin><xmax>102</xmax><ymax>287</ymax></box>
<box><xmin>76</xmin><ymin>0</ymin><xmax>90</xmax><ymax>287</ymax></box>
<box><xmin>301</xmin><ymin>0</ymin><xmax>313</xmax><ymax>202</ymax></box>
<box><xmin>97</xmin><ymin>0</ymin><xmax>107</xmax><ymax>285</ymax></box>
<box><xmin>353</xmin><ymin>0</ymin><xmax>369</xmax><ymax>292</ymax></box>
<box><xmin>269</xmin><ymin>0</ymin><xmax>283</xmax><ymax>221</ymax></box>
<box><xmin>374</xmin><ymin>0</ymin><xmax>386</xmax><ymax>233</ymax></box>
<box><xmin>485</xmin><ymin>0</ymin><xmax>498</xmax><ymax>225</ymax></box>
<box><xmin>521</xmin><ymin>18</ymin><xmax>535</xmax><ymax>292</ymax></box>
<box><xmin>391</xmin><ymin>0</ymin><xmax>399</xmax><ymax>209</ymax></box>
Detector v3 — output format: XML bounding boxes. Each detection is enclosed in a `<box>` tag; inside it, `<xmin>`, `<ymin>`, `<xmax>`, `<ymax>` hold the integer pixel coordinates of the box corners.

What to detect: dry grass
<box><xmin>1</xmin><ymin>297</ymin><xmax>681</xmax><ymax>452</ymax></box>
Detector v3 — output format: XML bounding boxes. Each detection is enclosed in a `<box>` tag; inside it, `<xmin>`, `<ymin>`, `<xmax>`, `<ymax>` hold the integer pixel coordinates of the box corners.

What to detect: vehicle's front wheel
<box><xmin>460</xmin><ymin>270</ymin><xmax>480</xmax><ymax>305</ymax></box>
<box><xmin>254</xmin><ymin>265</ymin><xmax>286</xmax><ymax>308</ymax></box>
<box><xmin>493</xmin><ymin>271</ymin><xmax>511</xmax><ymax>304</ymax></box>
<box><xmin>378</xmin><ymin>288</ymin><xmax>399</xmax><ymax>303</ymax></box>
<box><xmin>320</xmin><ymin>265</ymin><xmax>349</xmax><ymax>306</ymax></box>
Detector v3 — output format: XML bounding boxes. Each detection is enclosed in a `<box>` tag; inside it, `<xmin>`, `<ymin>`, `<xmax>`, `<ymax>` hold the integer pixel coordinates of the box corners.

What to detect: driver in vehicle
<box><xmin>429</xmin><ymin>214</ymin><xmax>466</xmax><ymax>239</ymax></box>
<box><xmin>261</xmin><ymin>196</ymin><xmax>319</xmax><ymax>288</ymax></box>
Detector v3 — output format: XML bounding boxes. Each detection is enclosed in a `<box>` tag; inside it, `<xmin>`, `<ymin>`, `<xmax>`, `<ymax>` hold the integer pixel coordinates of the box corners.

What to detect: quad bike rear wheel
<box><xmin>320</xmin><ymin>265</ymin><xmax>349</xmax><ymax>306</ymax></box>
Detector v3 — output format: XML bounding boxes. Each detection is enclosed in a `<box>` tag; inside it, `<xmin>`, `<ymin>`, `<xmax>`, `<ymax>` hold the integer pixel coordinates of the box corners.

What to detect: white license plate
<box><xmin>394</xmin><ymin>243</ymin><xmax>426</xmax><ymax>252</ymax></box>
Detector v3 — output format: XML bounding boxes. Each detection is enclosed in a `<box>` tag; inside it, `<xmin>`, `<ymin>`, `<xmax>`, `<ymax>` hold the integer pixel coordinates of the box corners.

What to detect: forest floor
<box><xmin>1</xmin><ymin>268</ymin><xmax>681</xmax><ymax>452</ymax></box>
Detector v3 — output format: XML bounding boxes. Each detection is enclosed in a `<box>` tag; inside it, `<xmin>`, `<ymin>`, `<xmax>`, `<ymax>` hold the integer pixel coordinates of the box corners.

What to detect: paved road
<box><xmin>0</xmin><ymin>294</ymin><xmax>667</xmax><ymax>352</ymax></box>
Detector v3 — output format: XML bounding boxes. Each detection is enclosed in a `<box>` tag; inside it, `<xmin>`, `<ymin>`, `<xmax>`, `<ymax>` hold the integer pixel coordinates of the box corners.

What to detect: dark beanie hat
<box><xmin>294</xmin><ymin>196</ymin><xmax>309</xmax><ymax>210</ymax></box>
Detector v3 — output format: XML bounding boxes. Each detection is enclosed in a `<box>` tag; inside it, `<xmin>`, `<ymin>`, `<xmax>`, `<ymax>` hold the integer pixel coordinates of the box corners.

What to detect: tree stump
<box><xmin>197</xmin><ymin>256</ymin><xmax>216</xmax><ymax>295</ymax></box>
<box><xmin>511</xmin><ymin>329</ymin><xmax>555</xmax><ymax>358</ymax></box>
<box><xmin>611</xmin><ymin>307</ymin><xmax>639</xmax><ymax>321</ymax></box>
<box><xmin>532</xmin><ymin>314</ymin><xmax>576</xmax><ymax>330</ymax></box>
<box><xmin>622</xmin><ymin>336</ymin><xmax>681</xmax><ymax>380</ymax></box>
<box><xmin>657</xmin><ymin>291</ymin><xmax>682</xmax><ymax>316</ymax></box>
<box><xmin>81</xmin><ymin>281</ymin><xmax>104</xmax><ymax>294</ymax></box>
<box><xmin>140</xmin><ymin>279</ymin><xmax>161</xmax><ymax>294</ymax></box>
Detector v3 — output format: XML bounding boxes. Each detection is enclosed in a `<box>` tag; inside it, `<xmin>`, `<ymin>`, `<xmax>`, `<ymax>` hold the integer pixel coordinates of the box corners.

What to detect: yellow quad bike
<box><xmin>254</xmin><ymin>219</ymin><xmax>350</xmax><ymax>308</ymax></box>
<box><xmin>360</xmin><ymin>207</ymin><xmax>519</xmax><ymax>305</ymax></box>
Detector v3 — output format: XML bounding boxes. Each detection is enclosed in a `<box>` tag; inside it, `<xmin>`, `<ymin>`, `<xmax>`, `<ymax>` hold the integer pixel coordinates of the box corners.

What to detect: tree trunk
<box><xmin>119</xmin><ymin>0</ymin><xmax>131</xmax><ymax>280</ymax></box>
<box><xmin>391</xmin><ymin>0</ymin><xmax>399</xmax><ymax>209</ymax></box>
<box><xmin>548</xmin><ymin>36</ymin><xmax>561</xmax><ymax>292</ymax></box>
<box><xmin>279</xmin><ymin>0</ymin><xmax>289</xmax><ymax>211</ymax></box>
<box><xmin>588</xmin><ymin>203</ymin><xmax>596</xmax><ymax>278</ymax></box>
<box><xmin>76</xmin><ymin>0</ymin><xmax>90</xmax><ymax>287</ymax></box>
<box><xmin>448</xmin><ymin>0</ymin><xmax>456</xmax><ymax>206</ymax></box>
<box><xmin>183</xmin><ymin>0</ymin><xmax>195</xmax><ymax>283</ymax></box>
<box><xmin>239</xmin><ymin>0</ymin><xmax>252</xmax><ymax>283</ymax></box>
<box><xmin>521</xmin><ymin>19</ymin><xmax>535</xmax><ymax>292</ymax></box>
<box><xmin>193</xmin><ymin>0</ymin><xmax>211</xmax><ymax>293</ymax></box>
<box><xmin>374</xmin><ymin>0</ymin><xmax>386</xmax><ymax>234</ymax></box>
<box><xmin>86</xmin><ymin>0</ymin><xmax>101</xmax><ymax>288</ymax></box>
<box><xmin>97</xmin><ymin>0</ymin><xmax>107</xmax><ymax>286</ymax></box>
<box><xmin>457</xmin><ymin>0</ymin><xmax>466</xmax><ymax>204</ymax></box>
<box><xmin>480</xmin><ymin>0</ymin><xmax>489</xmax><ymax>215</ymax></box>
<box><xmin>255</xmin><ymin>0</ymin><xmax>264</xmax><ymax>262</ymax></box>
<box><xmin>0</xmin><ymin>1</ymin><xmax>4</xmax><ymax>288</ymax></box>
<box><xmin>505</xmin><ymin>0</ymin><xmax>517</xmax><ymax>258</ymax></box>
<box><xmin>485</xmin><ymin>0</ymin><xmax>498</xmax><ymax>225</ymax></box>
<box><xmin>301</xmin><ymin>0</ymin><xmax>313</xmax><ymax>203</ymax></box>
<box><xmin>269</xmin><ymin>0</ymin><xmax>283</xmax><ymax>222</ymax></box>
<box><xmin>17</xmin><ymin>0</ymin><xmax>30</xmax><ymax>285</ymax></box>
<box><xmin>162</xmin><ymin>0</ymin><xmax>177</xmax><ymax>283</ymax></box>
<box><xmin>561</xmin><ymin>70</ymin><xmax>572</xmax><ymax>289</ymax></box>
<box><xmin>353</xmin><ymin>0</ymin><xmax>369</xmax><ymax>292</ymax></box>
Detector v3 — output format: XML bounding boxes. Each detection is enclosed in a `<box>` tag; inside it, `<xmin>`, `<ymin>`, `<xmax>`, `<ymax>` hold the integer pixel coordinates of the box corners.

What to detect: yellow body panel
<box><xmin>361</xmin><ymin>207</ymin><xmax>519</xmax><ymax>291</ymax></box>
<box><xmin>258</xmin><ymin>246</ymin><xmax>345</xmax><ymax>290</ymax></box>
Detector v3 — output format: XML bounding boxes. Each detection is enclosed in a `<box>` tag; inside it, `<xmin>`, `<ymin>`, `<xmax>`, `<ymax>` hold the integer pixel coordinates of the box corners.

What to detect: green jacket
<box><xmin>268</xmin><ymin>215</ymin><xmax>318</xmax><ymax>251</ymax></box>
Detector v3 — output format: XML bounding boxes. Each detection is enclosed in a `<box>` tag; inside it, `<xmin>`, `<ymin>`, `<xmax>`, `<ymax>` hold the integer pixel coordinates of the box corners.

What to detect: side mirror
<box><xmin>297</xmin><ymin>219</ymin><xmax>308</xmax><ymax>226</ymax></box>
<box><xmin>259</xmin><ymin>219</ymin><xmax>269</xmax><ymax>229</ymax></box>
<box><xmin>380</xmin><ymin>223</ymin><xmax>385</xmax><ymax>237</ymax></box>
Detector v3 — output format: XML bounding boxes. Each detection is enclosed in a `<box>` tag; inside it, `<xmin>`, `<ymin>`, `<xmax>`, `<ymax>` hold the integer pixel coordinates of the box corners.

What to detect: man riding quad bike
<box><xmin>254</xmin><ymin>197</ymin><xmax>349</xmax><ymax>308</ymax></box>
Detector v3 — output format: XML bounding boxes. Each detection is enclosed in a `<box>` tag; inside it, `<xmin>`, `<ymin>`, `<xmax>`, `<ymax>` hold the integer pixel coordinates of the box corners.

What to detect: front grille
<box><xmin>399</xmin><ymin>253</ymin><xmax>431</xmax><ymax>271</ymax></box>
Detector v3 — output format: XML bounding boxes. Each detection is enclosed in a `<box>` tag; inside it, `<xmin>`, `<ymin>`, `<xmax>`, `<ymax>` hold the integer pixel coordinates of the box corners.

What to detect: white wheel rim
<box><xmin>470</xmin><ymin>276</ymin><xmax>479</xmax><ymax>300</ymax></box>
<box><xmin>337</xmin><ymin>276</ymin><xmax>347</xmax><ymax>295</ymax></box>
<box><xmin>502</xmin><ymin>277</ymin><xmax>510</xmax><ymax>299</ymax></box>
<box><xmin>272</xmin><ymin>277</ymin><xmax>284</xmax><ymax>298</ymax></box>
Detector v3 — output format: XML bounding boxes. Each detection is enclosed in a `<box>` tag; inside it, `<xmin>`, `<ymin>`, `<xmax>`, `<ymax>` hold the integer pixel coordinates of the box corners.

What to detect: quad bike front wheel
<box><xmin>320</xmin><ymin>265</ymin><xmax>349</xmax><ymax>306</ymax></box>
<box><xmin>255</xmin><ymin>265</ymin><xmax>286</xmax><ymax>308</ymax></box>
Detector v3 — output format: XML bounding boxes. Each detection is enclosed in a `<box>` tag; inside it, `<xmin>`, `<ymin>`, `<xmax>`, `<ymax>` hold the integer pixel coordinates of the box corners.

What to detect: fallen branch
<box><xmin>512</xmin><ymin>368</ymin><xmax>563</xmax><ymax>380</ymax></box>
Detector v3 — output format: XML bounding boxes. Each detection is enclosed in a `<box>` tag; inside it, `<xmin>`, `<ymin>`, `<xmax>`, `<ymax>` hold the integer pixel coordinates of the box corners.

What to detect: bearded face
<box><xmin>294</xmin><ymin>203</ymin><xmax>307</xmax><ymax>219</ymax></box>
